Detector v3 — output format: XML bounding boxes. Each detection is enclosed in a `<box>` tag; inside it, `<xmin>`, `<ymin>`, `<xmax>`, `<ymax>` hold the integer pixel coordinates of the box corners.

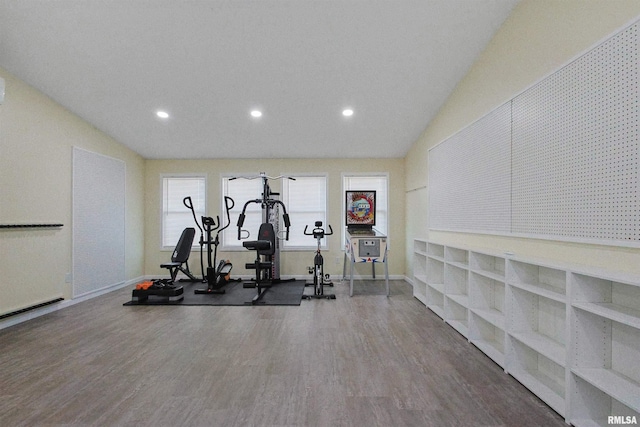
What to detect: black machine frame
<box><xmin>303</xmin><ymin>221</ymin><xmax>336</xmax><ymax>300</ymax></box>
<box><xmin>233</xmin><ymin>172</ymin><xmax>295</xmax><ymax>304</ymax></box>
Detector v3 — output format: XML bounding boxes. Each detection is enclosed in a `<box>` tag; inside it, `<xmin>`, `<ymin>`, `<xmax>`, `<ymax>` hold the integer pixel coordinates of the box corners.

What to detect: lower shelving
<box><xmin>445</xmin><ymin>295</ymin><xmax>469</xmax><ymax>337</ymax></box>
<box><xmin>508</xmin><ymin>335</ymin><xmax>565</xmax><ymax>416</ymax></box>
<box><xmin>469</xmin><ymin>311</ymin><xmax>505</xmax><ymax>368</ymax></box>
<box><xmin>427</xmin><ymin>283</ymin><xmax>445</xmax><ymax>319</ymax></box>
<box><xmin>412</xmin><ymin>242</ymin><xmax>640</xmax><ymax>426</ymax></box>
<box><xmin>570</xmin><ymin>374</ymin><xmax>640</xmax><ymax>427</ymax></box>
<box><xmin>572</xmin><ymin>368</ymin><xmax>640</xmax><ymax>415</ymax></box>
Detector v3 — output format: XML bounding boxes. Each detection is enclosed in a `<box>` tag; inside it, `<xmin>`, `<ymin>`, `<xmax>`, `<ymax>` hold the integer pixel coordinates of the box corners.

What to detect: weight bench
<box><xmin>160</xmin><ymin>227</ymin><xmax>199</xmax><ymax>283</ymax></box>
<box><xmin>242</xmin><ymin>223</ymin><xmax>276</xmax><ymax>304</ymax></box>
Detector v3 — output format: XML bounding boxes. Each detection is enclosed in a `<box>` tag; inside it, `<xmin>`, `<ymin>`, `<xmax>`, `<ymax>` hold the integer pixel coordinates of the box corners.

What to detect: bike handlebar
<box><xmin>304</xmin><ymin>223</ymin><xmax>333</xmax><ymax>237</ymax></box>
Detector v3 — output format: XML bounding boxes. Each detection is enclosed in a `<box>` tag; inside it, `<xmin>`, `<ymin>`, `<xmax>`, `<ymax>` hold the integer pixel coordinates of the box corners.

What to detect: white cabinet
<box><xmin>410</xmin><ymin>240</ymin><xmax>640</xmax><ymax>425</ymax></box>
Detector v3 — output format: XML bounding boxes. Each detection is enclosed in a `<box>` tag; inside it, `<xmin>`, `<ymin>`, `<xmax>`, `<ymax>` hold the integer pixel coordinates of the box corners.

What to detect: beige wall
<box><xmin>405</xmin><ymin>0</ymin><xmax>640</xmax><ymax>278</ymax></box>
<box><xmin>0</xmin><ymin>67</ymin><xmax>145</xmax><ymax>315</ymax></box>
<box><xmin>145</xmin><ymin>158</ymin><xmax>405</xmax><ymax>279</ymax></box>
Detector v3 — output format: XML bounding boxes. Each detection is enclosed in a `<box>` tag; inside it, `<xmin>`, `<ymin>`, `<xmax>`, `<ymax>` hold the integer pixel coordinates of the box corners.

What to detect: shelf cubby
<box><xmin>427</xmin><ymin>284</ymin><xmax>445</xmax><ymax>319</ymax></box>
<box><xmin>508</xmin><ymin>286</ymin><xmax>566</xmax><ymax>365</ymax></box>
<box><xmin>445</xmin><ymin>263</ymin><xmax>468</xmax><ymax>302</ymax></box>
<box><xmin>445</xmin><ymin>295</ymin><xmax>469</xmax><ymax>338</ymax></box>
<box><xmin>469</xmin><ymin>251</ymin><xmax>506</xmax><ymax>282</ymax></box>
<box><xmin>570</xmin><ymin>373</ymin><xmax>640</xmax><ymax>427</ymax></box>
<box><xmin>469</xmin><ymin>271</ymin><xmax>505</xmax><ymax>330</ymax></box>
<box><xmin>571</xmin><ymin>307</ymin><xmax>640</xmax><ymax>415</ymax></box>
<box><xmin>469</xmin><ymin>310</ymin><xmax>505</xmax><ymax>368</ymax></box>
<box><xmin>412</xmin><ymin>240</ymin><xmax>428</xmax><ymax>304</ymax></box>
<box><xmin>571</xmin><ymin>273</ymin><xmax>640</xmax><ymax>330</ymax></box>
<box><xmin>508</xmin><ymin>337</ymin><xmax>566</xmax><ymax>416</ymax></box>
<box><xmin>427</xmin><ymin>242</ymin><xmax>445</xmax><ymax>262</ymax></box>
<box><xmin>509</xmin><ymin>260</ymin><xmax>566</xmax><ymax>303</ymax></box>
<box><xmin>427</xmin><ymin>257</ymin><xmax>444</xmax><ymax>289</ymax></box>
<box><xmin>414</xmin><ymin>239</ymin><xmax>427</xmax><ymax>256</ymax></box>
<box><xmin>445</xmin><ymin>246</ymin><xmax>468</xmax><ymax>269</ymax></box>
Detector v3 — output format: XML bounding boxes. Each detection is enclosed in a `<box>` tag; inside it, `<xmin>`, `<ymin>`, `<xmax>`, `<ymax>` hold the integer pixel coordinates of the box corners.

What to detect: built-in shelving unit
<box><xmin>412</xmin><ymin>239</ymin><xmax>428</xmax><ymax>305</ymax></box>
<box><xmin>569</xmin><ymin>272</ymin><xmax>640</xmax><ymax>426</ymax></box>
<box><xmin>411</xmin><ymin>239</ymin><xmax>640</xmax><ymax>425</ymax></box>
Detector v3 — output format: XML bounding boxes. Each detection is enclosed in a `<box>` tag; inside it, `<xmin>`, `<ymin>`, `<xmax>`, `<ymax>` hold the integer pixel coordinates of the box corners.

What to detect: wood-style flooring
<box><xmin>0</xmin><ymin>280</ymin><xmax>566</xmax><ymax>426</ymax></box>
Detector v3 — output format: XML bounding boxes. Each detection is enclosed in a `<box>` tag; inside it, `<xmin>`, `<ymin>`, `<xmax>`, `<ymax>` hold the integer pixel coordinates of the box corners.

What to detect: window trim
<box><xmin>341</xmin><ymin>172</ymin><xmax>389</xmax><ymax>249</ymax></box>
<box><xmin>281</xmin><ymin>172</ymin><xmax>329</xmax><ymax>251</ymax></box>
<box><xmin>160</xmin><ymin>173</ymin><xmax>207</xmax><ymax>251</ymax></box>
<box><xmin>219</xmin><ymin>173</ymin><xmax>265</xmax><ymax>251</ymax></box>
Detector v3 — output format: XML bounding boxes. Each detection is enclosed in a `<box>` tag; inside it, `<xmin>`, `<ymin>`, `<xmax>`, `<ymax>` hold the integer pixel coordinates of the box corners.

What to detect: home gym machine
<box><xmin>233</xmin><ymin>172</ymin><xmax>294</xmax><ymax>304</ymax></box>
<box><xmin>303</xmin><ymin>221</ymin><xmax>336</xmax><ymax>300</ymax></box>
<box><xmin>184</xmin><ymin>195</ymin><xmax>238</xmax><ymax>294</ymax></box>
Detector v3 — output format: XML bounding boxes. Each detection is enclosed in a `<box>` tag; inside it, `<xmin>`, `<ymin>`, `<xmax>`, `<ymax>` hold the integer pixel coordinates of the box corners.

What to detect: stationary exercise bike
<box><xmin>303</xmin><ymin>221</ymin><xmax>336</xmax><ymax>300</ymax></box>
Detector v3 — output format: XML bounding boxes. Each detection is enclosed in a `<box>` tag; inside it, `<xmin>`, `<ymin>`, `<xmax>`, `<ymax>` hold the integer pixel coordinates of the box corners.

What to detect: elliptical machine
<box><xmin>184</xmin><ymin>195</ymin><xmax>238</xmax><ymax>294</ymax></box>
<box><xmin>303</xmin><ymin>221</ymin><xmax>336</xmax><ymax>300</ymax></box>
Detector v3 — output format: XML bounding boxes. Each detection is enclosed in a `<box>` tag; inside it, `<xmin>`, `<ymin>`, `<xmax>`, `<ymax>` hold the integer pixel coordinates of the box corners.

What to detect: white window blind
<box><xmin>162</xmin><ymin>175</ymin><xmax>206</xmax><ymax>248</ymax></box>
<box><xmin>221</xmin><ymin>176</ymin><xmax>263</xmax><ymax>249</ymax></box>
<box><xmin>282</xmin><ymin>175</ymin><xmax>328</xmax><ymax>248</ymax></box>
<box><xmin>342</xmin><ymin>174</ymin><xmax>388</xmax><ymax>244</ymax></box>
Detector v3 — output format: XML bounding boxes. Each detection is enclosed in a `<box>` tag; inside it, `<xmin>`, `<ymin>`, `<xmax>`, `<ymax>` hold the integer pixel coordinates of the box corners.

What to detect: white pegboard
<box><xmin>429</xmin><ymin>21</ymin><xmax>640</xmax><ymax>245</ymax></box>
<box><xmin>429</xmin><ymin>102</ymin><xmax>511</xmax><ymax>234</ymax></box>
<box><xmin>512</xmin><ymin>23</ymin><xmax>639</xmax><ymax>242</ymax></box>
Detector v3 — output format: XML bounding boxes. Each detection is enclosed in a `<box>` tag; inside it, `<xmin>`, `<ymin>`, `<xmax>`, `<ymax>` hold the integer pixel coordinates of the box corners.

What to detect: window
<box><xmin>342</xmin><ymin>173</ymin><xmax>389</xmax><ymax>244</ymax></box>
<box><xmin>162</xmin><ymin>175</ymin><xmax>206</xmax><ymax>248</ymax></box>
<box><xmin>221</xmin><ymin>175</ymin><xmax>264</xmax><ymax>249</ymax></box>
<box><xmin>282</xmin><ymin>175</ymin><xmax>328</xmax><ymax>249</ymax></box>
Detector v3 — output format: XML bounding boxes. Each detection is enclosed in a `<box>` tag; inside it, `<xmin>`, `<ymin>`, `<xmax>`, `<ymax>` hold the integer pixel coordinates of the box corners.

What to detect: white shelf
<box><xmin>572</xmin><ymin>368</ymin><xmax>640</xmax><ymax>413</ymax></box>
<box><xmin>410</xmin><ymin>240</ymin><xmax>640</xmax><ymax>425</ymax></box>
<box><xmin>446</xmin><ymin>319</ymin><xmax>469</xmax><ymax>337</ymax></box>
<box><xmin>509</xmin><ymin>260</ymin><xmax>566</xmax><ymax>298</ymax></box>
<box><xmin>470</xmin><ymin>307</ymin><xmax>504</xmax><ymax>330</ymax></box>
<box><xmin>447</xmin><ymin>261</ymin><xmax>468</xmax><ymax>270</ymax></box>
<box><xmin>445</xmin><ymin>246</ymin><xmax>468</xmax><ymax>268</ymax></box>
<box><xmin>572</xmin><ymin>302</ymin><xmax>640</xmax><ymax>330</ymax></box>
<box><xmin>427</xmin><ymin>242</ymin><xmax>445</xmax><ymax>260</ymax></box>
<box><xmin>428</xmin><ymin>282</ymin><xmax>444</xmax><ymax>294</ymax></box>
<box><xmin>413</xmin><ymin>292</ymin><xmax>427</xmax><ymax>305</ymax></box>
<box><xmin>510</xmin><ymin>331</ymin><xmax>565</xmax><ymax>367</ymax></box>
<box><xmin>470</xmin><ymin>268</ymin><xmax>505</xmax><ymax>283</ymax></box>
<box><xmin>427</xmin><ymin>304</ymin><xmax>444</xmax><ymax>319</ymax></box>
<box><xmin>470</xmin><ymin>251</ymin><xmax>506</xmax><ymax>282</ymax></box>
<box><xmin>510</xmin><ymin>280</ymin><xmax>565</xmax><ymax>303</ymax></box>
<box><xmin>471</xmin><ymin>339</ymin><xmax>505</xmax><ymax>367</ymax></box>
<box><xmin>446</xmin><ymin>293</ymin><xmax>469</xmax><ymax>308</ymax></box>
<box><xmin>509</xmin><ymin>367</ymin><xmax>565</xmax><ymax>415</ymax></box>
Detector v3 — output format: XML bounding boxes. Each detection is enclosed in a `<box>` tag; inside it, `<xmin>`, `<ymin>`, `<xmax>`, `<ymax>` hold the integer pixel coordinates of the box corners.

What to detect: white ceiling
<box><xmin>0</xmin><ymin>0</ymin><xmax>519</xmax><ymax>159</ymax></box>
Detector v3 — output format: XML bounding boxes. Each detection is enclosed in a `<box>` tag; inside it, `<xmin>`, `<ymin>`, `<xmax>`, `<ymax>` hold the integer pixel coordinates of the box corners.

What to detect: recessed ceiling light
<box><xmin>250</xmin><ymin>110</ymin><xmax>262</xmax><ymax>118</ymax></box>
<box><xmin>156</xmin><ymin>110</ymin><xmax>169</xmax><ymax>119</ymax></box>
<box><xmin>342</xmin><ymin>108</ymin><xmax>354</xmax><ymax>117</ymax></box>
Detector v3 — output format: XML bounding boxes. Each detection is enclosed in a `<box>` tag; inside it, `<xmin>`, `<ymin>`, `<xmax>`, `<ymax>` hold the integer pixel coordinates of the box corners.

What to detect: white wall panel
<box><xmin>512</xmin><ymin>23</ymin><xmax>639</xmax><ymax>243</ymax></box>
<box><xmin>429</xmin><ymin>102</ymin><xmax>512</xmax><ymax>234</ymax></box>
<box><xmin>72</xmin><ymin>147</ymin><xmax>125</xmax><ymax>297</ymax></box>
<box><xmin>429</xmin><ymin>22</ymin><xmax>639</xmax><ymax>246</ymax></box>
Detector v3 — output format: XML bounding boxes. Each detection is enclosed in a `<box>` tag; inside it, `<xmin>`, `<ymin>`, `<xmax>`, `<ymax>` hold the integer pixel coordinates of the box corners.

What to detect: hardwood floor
<box><xmin>0</xmin><ymin>280</ymin><xmax>566</xmax><ymax>426</ymax></box>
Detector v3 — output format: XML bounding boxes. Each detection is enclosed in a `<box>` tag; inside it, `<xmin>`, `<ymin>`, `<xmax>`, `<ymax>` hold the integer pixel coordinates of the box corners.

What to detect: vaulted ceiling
<box><xmin>0</xmin><ymin>0</ymin><xmax>519</xmax><ymax>159</ymax></box>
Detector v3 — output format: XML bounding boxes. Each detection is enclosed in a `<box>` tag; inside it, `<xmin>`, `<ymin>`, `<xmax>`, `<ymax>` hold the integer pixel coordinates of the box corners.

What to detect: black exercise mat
<box><xmin>124</xmin><ymin>279</ymin><xmax>306</xmax><ymax>306</ymax></box>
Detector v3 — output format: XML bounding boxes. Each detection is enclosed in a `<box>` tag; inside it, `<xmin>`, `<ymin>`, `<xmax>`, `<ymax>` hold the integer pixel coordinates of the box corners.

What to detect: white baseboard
<box><xmin>0</xmin><ymin>276</ymin><xmax>144</xmax><ymax>331</ymax></box>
